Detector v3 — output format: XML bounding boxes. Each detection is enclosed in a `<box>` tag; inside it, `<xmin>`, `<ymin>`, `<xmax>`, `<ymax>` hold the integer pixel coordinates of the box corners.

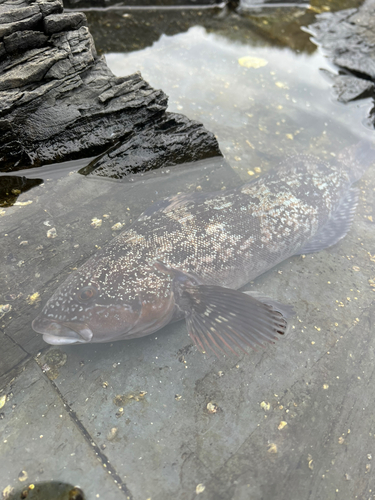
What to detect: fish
<box><xmin>32</xmin><ymin>141</ymin><xmax>374</xmax><ymax>355</ymax></box>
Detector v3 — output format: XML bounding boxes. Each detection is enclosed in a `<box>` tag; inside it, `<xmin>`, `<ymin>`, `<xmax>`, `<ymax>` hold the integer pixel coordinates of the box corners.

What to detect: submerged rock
<box><xmin>0</xmin><ymin>0</ymin><xmax>221</xmax><ymax>174</ymax></box>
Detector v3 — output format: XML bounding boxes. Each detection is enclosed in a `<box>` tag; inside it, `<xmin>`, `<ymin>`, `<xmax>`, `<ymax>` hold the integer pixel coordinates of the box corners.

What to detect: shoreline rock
<box><xmin>0</xmin><ymin>0</ymin><xmax>222</xmax><ymax>174</ymax></box>
<box><xmin>307</xmin><ymin>0</ymin><xmax>375</xmax><ymax>105</ymax></box>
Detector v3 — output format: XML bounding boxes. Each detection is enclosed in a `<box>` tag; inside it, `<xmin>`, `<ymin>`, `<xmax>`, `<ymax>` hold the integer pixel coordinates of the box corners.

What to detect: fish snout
<box><xmin>32</xmin><ymin>315</ymin><xmax>93</xmax><ymax>345</ymax></box>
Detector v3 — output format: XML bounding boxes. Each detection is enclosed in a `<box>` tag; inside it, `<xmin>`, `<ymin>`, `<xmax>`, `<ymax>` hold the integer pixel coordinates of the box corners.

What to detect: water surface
<box><xmin>1</xmin><ymin>4</ymin><xmax>374</xmax><ymax>500</ymax></box>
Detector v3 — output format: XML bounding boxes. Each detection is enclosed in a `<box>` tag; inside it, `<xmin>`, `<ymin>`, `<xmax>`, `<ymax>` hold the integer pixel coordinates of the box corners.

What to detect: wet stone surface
<box><xmin>0</xmin><ymin>361</ymin><xmax>125</xmax><ymax>499</ymax></box>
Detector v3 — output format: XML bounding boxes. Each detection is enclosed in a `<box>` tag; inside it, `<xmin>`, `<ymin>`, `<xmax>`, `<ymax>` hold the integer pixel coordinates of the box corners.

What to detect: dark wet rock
<box><xmin>80</xmin><ymin>113</ymin><xmax>222</xmax><ymax>178</ymax></box>
<box><xmin>3</xmin><ymin>30</ymin><xmax>48</xmax><ymax>54</ymax></box>
<box><xmin>308</xmin><ymin>1</ymin><xmax>375</xmax><ymax>80</ymax></box>
<box><xmin>0</xmin><ymin>41</ymin><xmax>5</xmax><ymax>59</ymax></box>
<box><xmin>43</xmin><ymin>12</ymin><xmax>87</xmax><ymax>35</ymax></box>
<box><xmin>306</xmin><ymin>0</ymin><xmax>375</xmax><ymax>116</ymax></box>
<box><xmin>0</xmin><ymin>7</ymin><xmax>43</xmax><ymax>39</ymax></box>
<box><xmin>0</xmin><ymin>0</ymin><xmax>221</xmax><ymax>173</ymax></box>
<box><xmin>321</xmin><ymin>69</ymin><xmax>375</xmax><ymax>103</ymax></box>
<box><xmin>0</xmin><ymin>60</ymin><xmax>167</xmax><ymax>167</ymax></box>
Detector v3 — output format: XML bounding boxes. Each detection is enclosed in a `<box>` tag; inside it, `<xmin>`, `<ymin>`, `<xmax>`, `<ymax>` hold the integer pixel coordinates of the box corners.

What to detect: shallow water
<box><xmin>1</xmin><ymin>3</ymin><xmax>375</xmax><ymax>500</ymax></box>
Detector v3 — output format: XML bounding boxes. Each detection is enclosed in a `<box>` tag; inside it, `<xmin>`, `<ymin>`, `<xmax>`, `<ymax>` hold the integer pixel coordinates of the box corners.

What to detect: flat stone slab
<box><xmin>0</xmin><ymin>360</ymin><xmax>128</xmax><ymax>499</ymax></box>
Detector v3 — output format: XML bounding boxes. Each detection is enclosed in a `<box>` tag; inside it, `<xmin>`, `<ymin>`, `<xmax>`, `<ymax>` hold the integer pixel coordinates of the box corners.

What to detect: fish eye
<box><xmin>76</xmin><ymin>286</ymin><xmax>97</xmax><ymax>303</ymax></box>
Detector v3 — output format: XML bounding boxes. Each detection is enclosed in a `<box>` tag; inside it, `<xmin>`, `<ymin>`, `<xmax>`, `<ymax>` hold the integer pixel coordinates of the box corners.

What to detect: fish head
<box><xmin>32</xmin><ymin>258</ymin><xmax>175</xmax><ymax>345</ymax></box>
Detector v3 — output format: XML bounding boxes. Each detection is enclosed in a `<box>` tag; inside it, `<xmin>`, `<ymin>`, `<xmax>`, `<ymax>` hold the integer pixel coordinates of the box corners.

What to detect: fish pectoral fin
<box><xmin>179</xmin><ymin>285</ymin><xmax>294</xmax><ymax>356</ymax></box>
<box><xmin>294</xmin><ymin>187</ymin><xmax>359</xmax><ymax>255</ymax></box>
<box><xmin>243</xmin><ymin>291</ymin><xmax>295</xmax><ymax>322</ymax></box>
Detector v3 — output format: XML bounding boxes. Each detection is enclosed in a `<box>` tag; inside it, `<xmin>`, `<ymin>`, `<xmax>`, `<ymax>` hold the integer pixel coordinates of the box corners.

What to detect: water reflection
<box><xmin>105</xmin><ymin>25</ymin><xmax>374</xmax><ymax>180</ymax></box>
<box><xmin>0</xmin><ymin>177</ymin><xmax>43</xmax><ymax>208</ymax></box>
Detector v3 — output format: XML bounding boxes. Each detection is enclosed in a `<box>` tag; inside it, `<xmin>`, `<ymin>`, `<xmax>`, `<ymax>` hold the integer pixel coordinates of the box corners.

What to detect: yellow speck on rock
<box><xmin>0</xmin><ymin>394</ymin><xmax>6</xmax><ymax>409</ymax></box>
<box><xmin>91</xmin><ymin>218</ymin><xmax>102</xmax><ymax>229</ymax></box>
<box><xmin>268</xmin><ymin>443</ymin><xmax>277</xmax><ymax>453</ymax></box>
<box><xmin>247</xmin><ymin>170</ymin><xmax>255</xmax><ymax>176</ymax></box>
<box><xmin>238</xmin><ymin>56</ymin><xmax>268</xmax><ymax>69</ymax></box>
<box><xmin>278</xmin><ymin>421</ymin><xmax>287</xmax><ymax>430</ymax></box>
<box><xmin>260</xmin><ymin>401</ymin><xmax>270</xmax><ymax>411</ymax></box>
<box><xmin>196</xmin><ymin>484</ymin><xmax>205</xmax><ymax>494</ymax></box>
<box><xmin>0</xmin><ymin>304</ymin><xmax>12</xmax><ymax>319</ymax></box>
<box><xmin>323</xmin><ymin>384</ymin><xmax>329</xmax><ymax>390</ymax></box>
<box><xmin>207</xmin><ymin>401</ymin><xmax>218</xmax><ymax>414</ymax></box>
<box><xmin>26</xmin><ymin>292</ymin><xmax>41</xmax><ymax>305</ymax></box>
<box><xmin>14</xmin><ymin>200</ymin><xmax>33</xmax><ymax>206</ymax></box>
<box><xmin>2</xmin><ymin>486</ymin><xmax>14</xmax><ymax>499</ymax></box>
<box><xmin>18</xmin><ymin>470</ymin><xmax>28</xmax><ymax>482</ymax></box>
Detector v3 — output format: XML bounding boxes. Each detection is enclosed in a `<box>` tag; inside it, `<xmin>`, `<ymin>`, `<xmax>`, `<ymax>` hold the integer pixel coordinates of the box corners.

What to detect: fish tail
<box><xmin>338</xmin><ymin>140</ymin><xmax>375</xmax><ymax>183</ymax></box>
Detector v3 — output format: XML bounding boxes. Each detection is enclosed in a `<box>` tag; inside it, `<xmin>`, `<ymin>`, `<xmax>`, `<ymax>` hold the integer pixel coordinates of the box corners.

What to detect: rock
<box><xmin>308</xmin><ymin>1</ymin><xmax>375</xmax><ymax>80</ymax></box>
<box><xmin>36</xmin><ymin>0</ymin><xmax>64</xmax><ymax>16</ymax></box>
<box><xmin>43</xmin><ymin>12</ymin><xmax>87</xmax><ymax>35</ymax></box>
<box><xmin>321</xmin><ymin>69</ymin><xmax>375</xmax><ymax>104</ymax></box>
<box><xmin>0</xmin><ymin>41</ymin><xmax>5</xmax><ymax>60</ymax></box>
<box><xmin>80</xmin><ymin>113</ymin><xmax>222</xmax><ymax>178</ymax></box>
<box><xmin>0</xmin><ymin>0</ymin><xmax>221</xmax><ymax>173</ymax></box>
<box><xmin>3</xmin><ymin>30</ymin><xmax>48</xmax><ymax>54</ymax></box>
<box><xmin>307</xmin><ymin>0</ymin><xmax>375</xmax><ymax>115</ymax></box>
<box><xmin>0</xmin><ymin>8</ymin><xmax>43</xmax><ymax>40</ymax></box>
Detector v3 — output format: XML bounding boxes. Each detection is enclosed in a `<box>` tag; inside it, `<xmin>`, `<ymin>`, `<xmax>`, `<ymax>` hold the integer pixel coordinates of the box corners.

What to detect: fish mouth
<box><xmin>32</xmin><ymin>316</ymin><xmax>93</xmax><ymax>345</ymax></box>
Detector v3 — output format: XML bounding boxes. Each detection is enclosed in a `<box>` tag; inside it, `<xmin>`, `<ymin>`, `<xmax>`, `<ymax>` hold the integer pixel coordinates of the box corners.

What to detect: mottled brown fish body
<box><xmin>32</xmin><ymin>143</ymin><xmax>373</xmax><ymax>353</ymax></box>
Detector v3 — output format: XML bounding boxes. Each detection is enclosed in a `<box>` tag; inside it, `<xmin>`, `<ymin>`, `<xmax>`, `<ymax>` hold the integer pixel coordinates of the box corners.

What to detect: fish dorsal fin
<box><xmin>294</xmin><ymin>187</ymin><xmax>359</xmax><ymax>255</ymax></box>
<box><xmin>178</xmin><ymin>285</ymin><xmax>294</xmax><ymax>356</ymax></box>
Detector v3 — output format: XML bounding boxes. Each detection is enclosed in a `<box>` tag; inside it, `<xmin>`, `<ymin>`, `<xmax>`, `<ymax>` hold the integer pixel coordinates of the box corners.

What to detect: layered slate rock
<box><xmin>307</xmin><ymin>1</ymin><xmax>375</xmax><ymax>103</ymax></box>
<box><xmin>80</xmin><ymin>113</ymin><xmax>221</xmax><ymax>178</ymax></box>
<box><xmin>0</xmin><ymin>0</ymin><xmax>222</xmax><ymax>174</ymax></box>
<box><xmin>321</xmin><ymin>69</ymin><xmax>374</xmax><ymax>104</ymax></box>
